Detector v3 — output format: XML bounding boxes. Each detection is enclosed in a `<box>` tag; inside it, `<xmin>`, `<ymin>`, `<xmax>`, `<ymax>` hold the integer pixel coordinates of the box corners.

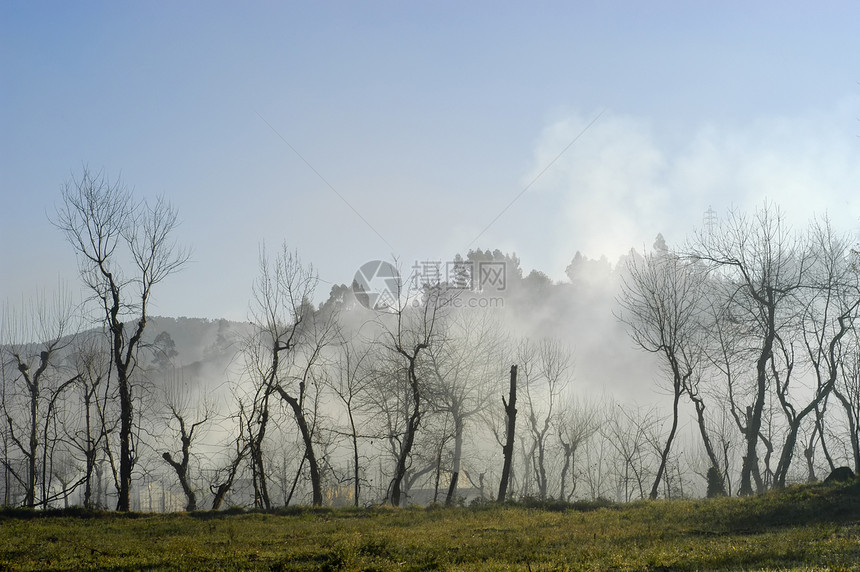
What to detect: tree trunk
<box><xmin>650</xmin><ymin>358</ymin><xmax>683</xmax><ymax>500</ymax></box>
<box><xmin>434</xmin><ymin>446</ymin><xmax>443</xmax><ymax>503</ymax></box>
<box><xmin>285</xmin><ymin>454</ymin><xmax>307</xmax><ymax>506</ymax></box>
<box><xmin>740</xmin><ymin>322</ymin><xmax>774</xmax><ymax>496</ymax></box>
<box><xmin>804</xmin><ymin>439</ymin><xmax>817</xmax><ymax>483</ymax></box>
<box><xmin>112</xmin><ymin>317</ymin><xmax>148</xmax><ymax>512</ymax></box>
<box><xmin>815</xmin><ymin>400</ymin><xmax>836</xmax><ymax>473</ymax></box>
<box><xmin>83</xmin><ymin>388</ymin><xmax>97</xmax><ymax>509</ymax></box>
<box><xmin>211</xmin><ymin>447</ymin><xmax>245</xmax><ymax>510</ymax></box>
<box><xmin>26</xmin><ymin>371</ymin><xmax>38</xmax><ymax>508</ymax></box>
<box><xmin>689</xmin><ymin>394</ymin><xmax>724</xmax><ymax>494</ymax></box>
<box><xmin>276</xmin><ymin>387</ymin><xmax>323</xmax><ymax>506</ymax></box>
<box><xmin>559</xmin><ymin>441</ymin><xmax>571</xmax><ymax>501</ymax></box>
<box><xmin>389</xmin><ymin>402</ymin><xmax>419</xmax><ymax>506</ymax></box>
<box><xmin>536</xmin><ymin>430</ymin><xmax>548</xmax><ymax>501</ymax></box>
<box><xmin>833</xmin><ymin>387</ymin><xmax>860</xmax><ymax>474</ymax></box>
<box><xmin>162</xmin><ymin>452</ymin><xmax>196</xmax><ymax>511</ymax></box>
<box><xmin>117</xmin><ymin>372</ymin><xmax>133</xmax><ymax>511</ymax></box>
<box><xmin>445</xmin><ymin>415</ymin><xmax>464</xmax><ymax>506</ymax></box>
<box><xmin>774</xmin><ymin>390</ymin><xmax>837</xmax><ymax>488</ymax></box>
<box><xmin>11</xmin><ymin>353</ymin><xmax>48</xmax><ymax>509</ymax></box>
<box><xmin>248</xmin><ymin>393</ymin><xmax>271</xmax><ymax>510</ymax></box>
<box><xmin>498</xmin><ymin>365</ymin><xmax>517</xmax><ymax>502</ymax></box>
<box><xmin>389</xmin><ymin>350</ymin><xmax>424</xmax><ymax>507</ymax></box>
<box><xmin>162</xmin><ymin>415</ymin><xmax>199</xmax><ymax>512</ymax></box>
<box><xmin>348</xmin><ymin>408</ymin><xmax>360</xmax><ymax>507</ymax></box>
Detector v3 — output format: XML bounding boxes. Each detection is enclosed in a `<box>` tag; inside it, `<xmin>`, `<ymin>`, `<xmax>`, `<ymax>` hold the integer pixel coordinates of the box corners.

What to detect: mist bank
<box><xmin>4</xmin><ymin>198</ymin><xmax>860</xmax><ymax>511</ymax></box>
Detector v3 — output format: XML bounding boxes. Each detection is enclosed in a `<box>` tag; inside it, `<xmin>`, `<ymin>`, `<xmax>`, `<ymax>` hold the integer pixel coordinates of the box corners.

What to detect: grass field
<box><xmin>1</xmin><ymin>481</ymin><xmax>859</xmax><ymax>571</ymax></box>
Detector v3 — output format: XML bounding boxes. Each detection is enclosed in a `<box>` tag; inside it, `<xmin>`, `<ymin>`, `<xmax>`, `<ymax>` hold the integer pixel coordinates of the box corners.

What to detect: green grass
<box><xmin>1</xmin><ymin>481</ymin><xmax>859</xmax><ymax>570</ymax></box>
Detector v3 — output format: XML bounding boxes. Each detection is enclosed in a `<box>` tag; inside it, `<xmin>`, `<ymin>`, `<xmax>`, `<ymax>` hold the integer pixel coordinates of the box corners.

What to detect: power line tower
<box><xmin>703</xmin><ymin>206</ymin><xmax>718</xmax><ymax>237</ymax></box>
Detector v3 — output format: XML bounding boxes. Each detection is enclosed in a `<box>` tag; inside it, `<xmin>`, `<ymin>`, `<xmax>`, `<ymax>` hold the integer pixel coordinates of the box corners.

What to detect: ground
<box><xmin>1</xmin><ymin>481</ymin><xmax>859</xmax><ymax>570</ymax></box>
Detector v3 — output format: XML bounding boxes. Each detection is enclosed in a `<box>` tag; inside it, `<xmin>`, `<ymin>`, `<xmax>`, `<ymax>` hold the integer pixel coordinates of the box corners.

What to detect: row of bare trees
<box><xmin>2</xmin><ymin>168</ymin><xmax>189</xmax><ymax>511</ymax></box>
<box><xmin>619</xmin><ymin>204</ymin><xmax>860</xmax><ymax>497</ymax></box>
<box><xmin>4</xmin><ymin>170</ymin><xmax>860</xmax><ymax>511</ymax></box>
<box><xmin>0</xmin><ymin>228</ymin><xmax>593</xmax><ymax>510</ymax></box>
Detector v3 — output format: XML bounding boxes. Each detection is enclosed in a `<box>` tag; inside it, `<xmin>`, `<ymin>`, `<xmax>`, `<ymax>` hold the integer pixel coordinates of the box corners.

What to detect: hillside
<box><xmin>142</xmin><ymin>316</ymin><xmax>248</xmax><ymax>368</ymax></box>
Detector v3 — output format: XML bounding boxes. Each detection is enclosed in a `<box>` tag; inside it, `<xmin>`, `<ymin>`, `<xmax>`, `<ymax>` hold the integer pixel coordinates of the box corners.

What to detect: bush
<box><xmin>706</xmin><ymin>467</ymin><xmax>727</xmax><ymax>498</ymax></box>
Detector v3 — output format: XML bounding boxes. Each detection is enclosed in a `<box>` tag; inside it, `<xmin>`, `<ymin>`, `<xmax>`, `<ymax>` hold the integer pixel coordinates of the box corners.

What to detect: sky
<box><xmin>2</xmin><ymin>1</ymin><xmax>860</xmax><ymax>321</ymax></box>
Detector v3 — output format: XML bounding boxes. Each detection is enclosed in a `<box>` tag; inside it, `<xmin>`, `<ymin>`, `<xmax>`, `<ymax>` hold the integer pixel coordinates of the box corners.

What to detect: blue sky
<box><xmin>2</xmin><ymin>1</ymin><xmax>860</xmax><ymax>320</ymax></box>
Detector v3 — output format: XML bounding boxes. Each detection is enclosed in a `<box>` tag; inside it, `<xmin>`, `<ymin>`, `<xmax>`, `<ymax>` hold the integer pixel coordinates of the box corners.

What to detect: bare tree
<box><xmin>159</xmin><ymin>370</ymin><xmax>212</xmax><ymax>511</ymax></box>
<box><xmin>378</xmin><ymin>277</ymin><xmax>446</xmax><ymax>506</ymax></box>
<box><xmin>247</xmin><ymin>244</ymin><xmax>328</xmax><ymax>506</ymax></box>
<box><xmin>364</xmin><ymin>337</ymin><xmax>416</xmax><ymax>503</ymax></box>
<box><xmin>1</xmin><ymin>289</ymin><xmax>79</xmax><ymax>507</ymax></box>
<box><xmin>519</xmin><ymin>338</ymin><xmax>573</xmax><ymax>501</ymax></box>
<box><xmin>327</xmin><ymin>334</ymin><xmax>373</xmax><ymax>506</ymax></box>
<box><xmin>604</xmin><ymin>403</ymin><xmax>658</xmax><ymax>502</ymax></box>
<box><xmin>580</xmin><ymin>404</ymin><xmax>613</xmax><ymax>501</ymax></box>
<box><xmin>41</xmin><ymin>370</ymin><xmax>84</xmax><ymax>507</ymax></box>
<box><xmin>66</xmin><ymin>331</ymin><xmax>111</xmax><ymax>509</ymax></box>
<box><xmin>209</xmin><ymin>408</ymin><xmax>249</xmax><ymax>510</ymax></box>
<box><xmin>771</xmin><ymin>219</ymin><xmax>860</xmax><ymax>487</ymax></box>
<box><xmin>698</xmin><ymin>286</ymin><xmax>753</xmax><ymax>495</ymax></box>
<box><xmin>50</xmin><ymin>452</ymin><xmax>80</xmax><ymax>508</ymax></box>
<box><xmin>240</xmin><ymin>354</ymin><xmax>273</xmax><ymax>508</ymax></box>
<box><xmin>835</xmin><ymin>325</ymin><xmax>860</xmax><ymax>473</ymax></box>
<box><xmin>1</xmin><ymin>356</ymin><xmax>12</xmax><ymax>505</ymax></box>
<box><xmin>54</xmin><ymin>168</ymin><xmax>189</xmax><ymax>510</ymax></box>
<box><xmin>426</xmin><ymin>311</ymin><xmax>503</xmax><ymax>505</ymax></box>
<box><xmin>689</xmin><ymin>203</ymin><xmax>810</xmax><ymax>495</ymax></box>
<box><xmin>557</xmin><ymin>396</ymin><xmax>598</xmax><ymax>501</ymax></box>
<box><xmin>685</xmin><ymin>356</ymin><xmax>728</xmax><ymax>494</ymax></box>
<box><xmin>618</xmin><ymin>247</ymin><xmax>706</xmax><ymax>498</ymax></box>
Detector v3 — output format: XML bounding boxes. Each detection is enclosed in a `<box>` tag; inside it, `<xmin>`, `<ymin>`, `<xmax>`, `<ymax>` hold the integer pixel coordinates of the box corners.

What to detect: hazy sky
<box><xmin>2</xmin><ymin>1</ymin><xmax>860</xmax><ymax>321</ymax></box>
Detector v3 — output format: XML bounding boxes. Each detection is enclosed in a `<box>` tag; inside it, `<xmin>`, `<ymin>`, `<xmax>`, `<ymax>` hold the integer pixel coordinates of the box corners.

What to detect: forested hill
<box><xmin>141</xmin><ymin>316</ymin><xmax>248</xmax><ymax>371</ymax></box>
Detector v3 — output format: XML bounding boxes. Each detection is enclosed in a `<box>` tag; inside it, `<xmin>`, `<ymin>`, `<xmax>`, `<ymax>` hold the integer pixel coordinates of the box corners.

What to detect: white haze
<box><xmin>506</xmin><ymin>100</ymin><xmax>860</xmax><ymax>282</ymax></box>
